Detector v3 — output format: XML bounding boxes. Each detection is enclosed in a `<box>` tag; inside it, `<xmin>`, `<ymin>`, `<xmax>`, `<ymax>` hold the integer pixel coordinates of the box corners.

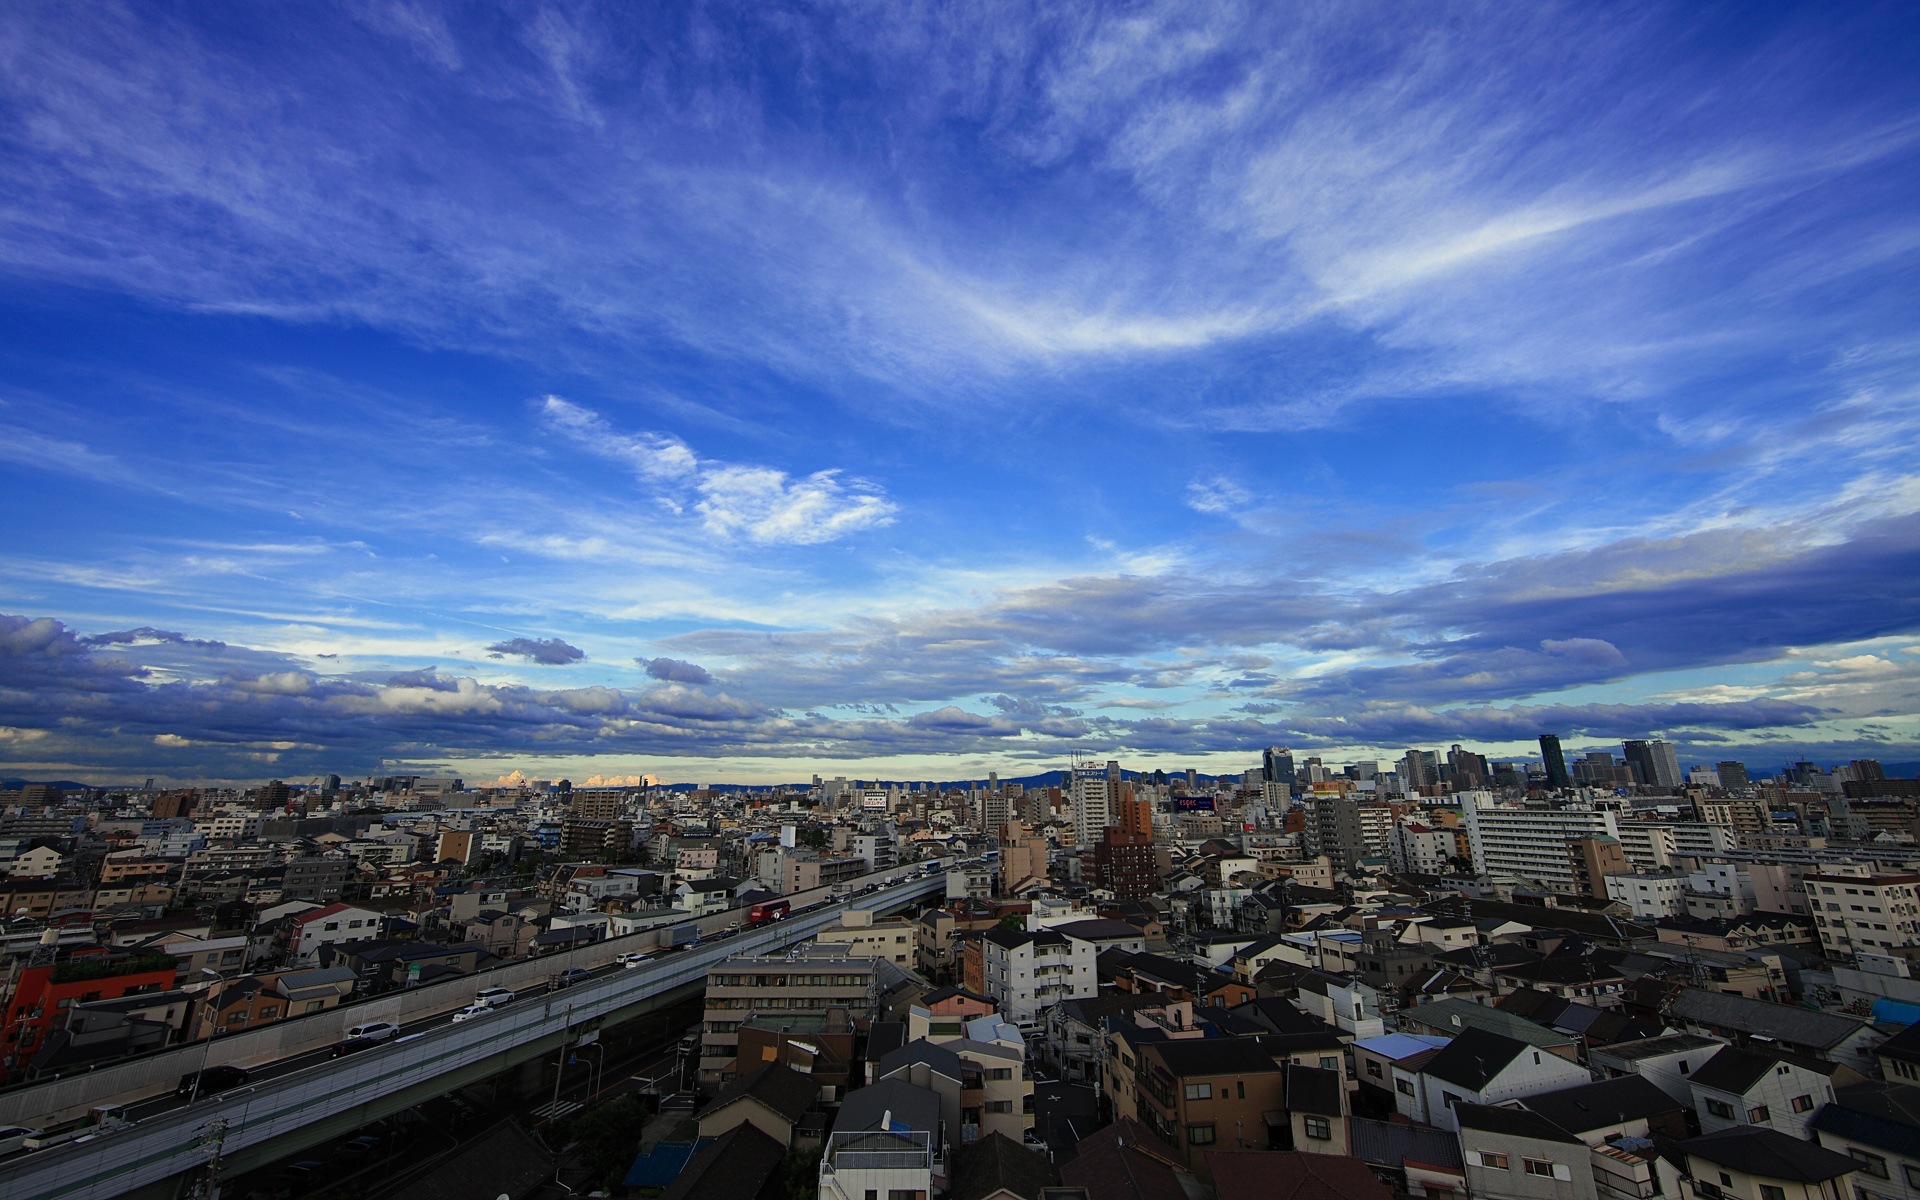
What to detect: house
<box><xmin>1400</xmin><ymin>998</ymin><xmax>1581</xmax><ymax>1061</ymax></box>
<box><xmin>1590</xmin><ymin>1033</ymin><xmax>1727</xmax><ymax>1105</ymax></box>
<box><xmin>1417</xmin><ymin>1027</ymin><xmax>1593</xmax><ymax>1132</ymax></box>
<box><xmin>1206</xmin><ymin>1150</ymin><xmax>1394</xmax><ymax>1200</ymax></box>
<box><xmin>1058</xmin><ymin>1118</ymin><xmax>1190</xmax><ymax>1200</ymax></box>
<box><xmin>1675</xmin><ymin>1126</ymin><xmax>1859</xmax><ymax>1200</ymax></box>
<box><xmin>819</xmin><ymin>1079</ymin><xmax>944</xmax><ymax>1200</ymax></box>
<box><xmin>288</xmin><ymin>903</ymin><xmax>386</xmax><ymax>962</ymax></box>
<box><xmin>1807</xmin><ymin>1080</ymin><xmax>1920</xmax><ymax>1200</ymax></box>
<box><xmin>1347</xmin><ymin>1116</ymin><xmax>1467</xmax><ymax>1199</ymax></box>
<box><xmin>1690</xmin><ymin>1044</ymin><xmax>1855</xmax><ymax>1140</ymax></box>
<box><xmin>661</xmin><ymin>1123</ymin><xmax>788</xmax><ymax>1200</ymax></box>
<box><xmin>1352</xmin><ymin>1032</ymin><xmax>1451</xmax><ymax>1124</ymax></box>
<box><xmin>1666</xmin><ymin>987</ymin><xmax>1882</xmax><ymax>1074</ymax></box>
<box><xmin>1520</xmin><ymin>1076</ymin><xmax>1689</xmax><ymax>1142</ymax></box>
<box><xmin>697</xmin><ymin>1063</ymin><xmax>820</xmax><ymax>1147</ymax></box>
<box><xmin>948</xmin><ymin>1132</ymin><xmax>1058</xmax><ymax>1200</ymax></box>
<box><xmin>1274</xmin><ymin>1063</ymin><xmax>1348</xmax><ymax>1156</ymax></box>
<box><xmin>1874</xmin><ymin>1022</ymin><xmax>1920</xmax><ymax>1088</ymax></box>
<box><xmin>1456</xmin><ymin>1102</ymin><xmax>1593</xmax><ymax>1200</ymax></box>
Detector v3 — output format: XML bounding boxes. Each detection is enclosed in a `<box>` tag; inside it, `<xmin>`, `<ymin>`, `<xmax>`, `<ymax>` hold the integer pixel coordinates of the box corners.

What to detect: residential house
<box><xmin>660</xmin><ymin>1124</ymin><xmax>788</xmax><ymax>1200</ymax></box>
<box><xmin>1691</xmin><ymin>1044</ymin><xmax>1855</xmax><ymax>1141</ymax></box>
<box><xmin>696</xmin><ymin>1062</ymin><xmax>822</xmax><ymax>1148</ymax></box>
<box><xmin>1417</xmin><ymin>1027</ymin><xmax>1593</xmax><ymax>1132</ymax></box>
<box><xmin>818</xmin><ymin>1078</ymin><xmax>945</xmax><ymax>1200</ymax></box>
<box><xmin>1521</xmin><ymin>1076</ymin><xmax>1690</xmax><ymax>1142</ymax></box>
<box><xmin>1590</xmin><ymin>1032</ymin><xmax>1728</xmax><ymax>1104</ymax></box>
<box><xmin>948</xmin><ymin>1133</ymin><xmax>1057</xmax><ymax>1200</ymax></box>
<box><xmin>1401</xmin><ymin>998</ymin><xmax>1581</xmax><ymax>1062</ymax></box>
<box><xmin>1676</xmin><ymin>1126</ymin><xmax>1858</xmax><ymax>1200</ymax></box>
<box><xmin>288</xmin><ymin>903</ymin><xmax>386</xmax><ymax>963</ymax></box>
<box><xmin>1808</xmin><ymin>1080</ymin><xmax>1920</xmax><ymax>1200</ymax></box>
<box><xmin>1353</xmin><ymin>1032</ymin><xmax>1451</xmax><ymax>1124</ymax></box>
<box><xmin>1667</xmin><ymin>988</ymin><xmax>1882</xmax><ymax>1075</ymax></box>
<box><xmin>1457</xmin><ymin>1103</ymin><xmax>1593</xmax><ymax>1200</ymax></box>
<box><xmin>1207</xmin><ymin>1151</ymin><xmax>1393</xmax><ymax>1200</ymax></box>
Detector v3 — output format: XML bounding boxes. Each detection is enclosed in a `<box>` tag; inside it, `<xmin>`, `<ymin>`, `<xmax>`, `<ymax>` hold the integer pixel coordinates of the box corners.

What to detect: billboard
<box><xmin>1175</xmin><ymin>795</ymin><xmax>1215</xmax><ymax>812</ymax></box>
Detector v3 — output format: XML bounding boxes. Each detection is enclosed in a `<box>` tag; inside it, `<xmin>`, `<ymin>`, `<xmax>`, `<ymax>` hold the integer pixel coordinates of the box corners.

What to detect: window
<box><xmin>1903</xmin><ymin>1164</ymin><xmax>1920</xmax><ymax>1188</ymax></box>
<box><xmin>1850</xmin><ymin>1150</ymin><xmax>1889</xmax><ymax>1179</ymax></box>
<box><xmin>1525</xmin><ymin>1160</ymin><xmax>1557</xmax><ymax>1178</ymax></box>
<box><xmin>1477</xmin><ymin>1152</ymin><xmax>1510</xmax><ymax>1170</ymax></box>
<box><xmin>1236</xmin><ymin>1081</ymin><xmax>1245</xmax><ymax>1099</ymax></box>
<box><xmin>987</xmin><ymin>1068</ymin><xmax>1012</xmax><ymax>1081</ymax></box>
<box><xmin>1720</xmin><ymin>1173</ymin><xmax>1733</xmax><ymax>1187</ymax></box>
<box><xmin>1367</xmin><ymin>1060</ymin><xmax>1383</xmax><ymax>1078</ymax></box>
<box><xmin>887</xmin><ymin>1191</ymin><xmax>925</xmax><ymax>1200</ymax></box>
<box><xmin>986</xmin><ymin>1100</ymin><xmax>1013</xmax><ymax>1113</ymax></box>
<box><xmin>1184</xmin><ymin>1083</ymin><xmax>1211</xmax><ymax>1101</ymax></box>
<box><xmin>1303</xmin><ymin>1116</ymin><xmax>1332</xmax><ymax>1141</ymax></box>
<box><xmin>1791</xmin><ymin>1095</ymin><xmax>1814</xmax><ymax>1113</ymax></box>
<box><xmin>1679</xmin><ymin>1060</ymin><xmax>1690</xmax><ymax>1075</ymax></box>
<box><xmin>1705</xmin><ymin>1099</ymin><xmax>1735</xmax><ymax>1119</ymax></box>
<box><xmin>1759</xmin><ymin>1188</ymin><xmax>1785</xmax><ymax>1200</ymax></box>
<box><xmin>1748</xmin><ymin>1105</ymin><xmax>1771</xmax><ymax>1123</ymax></box>
<box><xmin>1186</xmin><ymin>1124</ymin><xmax>1216</xmax><ymax>1146</ymax></box>
<box><xmin>1397</xmin><ymin>1079</ymin><xmax>1414</xmax><ymax>1096</ymax></box>
<box><xmin>1320</xmin><ymin>1057</ymin><xmax>1340</xmax><ymax>1072</ymax></box>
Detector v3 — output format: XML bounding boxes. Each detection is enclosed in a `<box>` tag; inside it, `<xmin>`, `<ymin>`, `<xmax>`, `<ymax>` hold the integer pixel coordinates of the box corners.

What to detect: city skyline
<box><xmin>3</xmin><ymin>5</ymin><xmax>1919</xmax><ymax>782</ymax></box>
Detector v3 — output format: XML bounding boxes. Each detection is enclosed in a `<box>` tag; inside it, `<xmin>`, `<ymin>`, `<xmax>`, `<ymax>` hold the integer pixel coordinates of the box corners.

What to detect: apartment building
<box><xmin>1805</xmin><ymin>868</ymin><xmax>1920</xmax><ymax>965</ymax></box>
<box><xmin>1462</xmin><ymin>798</ymin><xmax>1618</xmax><ymax>888</ymax></box>
<box><xmin>700</xmin><ymin>950</ymin><xmax>879</xmax><ymax>1088</ymax></box>
<box><xmin>1605</xmin><ymin>871</ymin><xmax>1690</xmax><ymax>919</ymax></box>
<box><xmin>1135</xmin><ymin>1038</ymin><xmax>1347</xmax><ymax>1176</ymax></box>
<box><xmin>979</xmin><ymin>926</ymin><xmax>1096</xmax><ymax>1025</ymax></box>
<box><xmin>814</xmin><ymin>910</ymin><xmax>915</xmax><ymax>966</ymax></box>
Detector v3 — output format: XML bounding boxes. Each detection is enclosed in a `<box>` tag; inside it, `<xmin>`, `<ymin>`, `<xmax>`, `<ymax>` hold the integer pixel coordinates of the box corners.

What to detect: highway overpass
<box><xmin>0</xmin><ymin>868</ymin><xmax>946</xmax><ymax>1200</ymax></box>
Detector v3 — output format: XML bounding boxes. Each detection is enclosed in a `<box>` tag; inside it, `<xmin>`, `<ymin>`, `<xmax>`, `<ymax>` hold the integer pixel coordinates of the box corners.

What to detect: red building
<box><xmin>1091</xmin><ymin>825</ymin><xmax>1158</xmax><ymax>900</ymax></box>
<box><xmin>1</xmin><ymin>955</ymin><xmax>178</xmax><ymax>1079</ymax></box>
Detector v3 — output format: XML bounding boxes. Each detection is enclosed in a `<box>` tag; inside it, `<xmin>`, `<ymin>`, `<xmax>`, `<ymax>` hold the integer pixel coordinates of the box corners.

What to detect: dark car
<box><xmin>548</xmin><ymin>968</ymin><xmax>593</xmax><ymax>990</ymax></box>
<box><xmin>331</xmin><ymin>1036</ymin><xmax>381</xmax><ymax>1058</ymax></box>
<box><xmin>335</xmin><ymin>1134</ymin><xmax>383</xmax><ymax>1161</ymax></box>
<box><xmin>280</xmin><ymin>1160</ymin><xmax>325</xmax><ymax>1180</ymax></box>
<box><xmin>177</xmin><ymin>1065</ymin><xmax>250</xmax><ymax>1098</ymax></box>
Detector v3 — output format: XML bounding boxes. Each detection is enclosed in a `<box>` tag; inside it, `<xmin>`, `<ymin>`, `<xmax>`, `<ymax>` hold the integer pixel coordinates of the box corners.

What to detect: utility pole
<box><xmin>190</xmin><ymin>1118</ymin><xmax>229</xmax><ymax>1200</ymax></box>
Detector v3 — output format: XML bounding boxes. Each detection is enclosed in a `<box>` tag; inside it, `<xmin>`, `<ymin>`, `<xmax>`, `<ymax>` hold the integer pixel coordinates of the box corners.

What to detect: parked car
<box><xmin>449</xmin><ymin>1004</ymin><xmax>491</xmax><ymax>1023</ymax></box>
<box><xmin>176</xmin><ymin>1065</ymin><xmax>250</xmax><ymax>1098</ymax></box>
<box><xmin>345</xmin><ymin>1021</ymin><xmax>399</xmax><ymax>1042</ymax></box>
<box><xmin>335</xmin><ymin>1135</ymin><xmax>383</xmax><ymax>1161</ymax></box>
<box><xmin>474</xmin><ymin>987</ymin><xmax>515</xmax><ymax>1007</ymax></box>
<box><xmin>0</xmin><ymin>1127</ymin><xmax>37</xmax><ymax>1158</ymax></box>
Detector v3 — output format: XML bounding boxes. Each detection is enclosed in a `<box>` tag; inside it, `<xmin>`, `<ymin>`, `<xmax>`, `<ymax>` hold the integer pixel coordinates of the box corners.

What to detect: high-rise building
<box><xmin>1262</xmin><ymin>747</ymin><xmax>1296</xmax><ymax>792</ymax></box>
<box><xmin>1460</xmin><ymin>794</ymin><xmax>1618</xmax><ymax>887</ymax></box>
<box><xmin>1070</xmin><ymin>766</ymin><xmax>1112</xmax><ymax>845</ymax></box>
<box><xmin>1118</xmin><ymin>793</ymin><xmax>1154</xmax><ymax>842</ymax></box>
<box><xmin>1624</xmin><ymin>740</ymin><xmax>1682</xmax><ymax>789</ymax></box>
<box><xmin>1538</xmin><ymin>735</ymin><xmax>1571</xmax><ymax>790</ymax></box>
<box><xmin>1091</xmin><ymin>825</ymin><xmax>1157</xmax><ymax>900</ymax></box>
<box><xmin>1715</xmin><ymin>761</ymin><xmax>1750</xmax><ymax>790</ymax></box>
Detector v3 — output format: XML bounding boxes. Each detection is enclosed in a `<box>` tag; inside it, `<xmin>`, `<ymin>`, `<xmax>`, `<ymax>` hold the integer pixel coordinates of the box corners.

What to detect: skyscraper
<box><xmin>1262</xmin><ymin>746</ymin><xmax>1296</xmax><ymax>792</ymax></box>
<box><xmin>1539</xmin><ymin>734</ymin><xmax>1571</xmax><ymax>790</ymax></box>
<box><xmin>1715</xmin><ymin>761</ymin><xmax>1750</xmax><ymax>790</ymax></box>
<box><xmin>1625</xmin><ymin>740</ymin><xmax>1682</xmax><ymax>789</ymax></box>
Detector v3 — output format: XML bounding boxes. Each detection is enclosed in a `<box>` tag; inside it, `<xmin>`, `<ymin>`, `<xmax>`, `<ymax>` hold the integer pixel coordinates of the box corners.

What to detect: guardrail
<box><xmin>0</xmin><ymin>861</ymin><xmax>947</xmax><ymax>1129</ymax></box>
<box><xmin>0</xmin><ymin>874</ymin><xmax>945</xmax><ymax>1200</ymax></box>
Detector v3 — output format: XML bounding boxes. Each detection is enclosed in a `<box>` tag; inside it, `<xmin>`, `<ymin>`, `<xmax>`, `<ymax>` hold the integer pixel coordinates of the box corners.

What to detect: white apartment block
<box><xmin>1605</xmin><ymin>871</ymin><xmax>1690</xmax><ymax>919</ymax></box>
<box><xmin>1390</xmin><ymin>821</ymin><xmax>1455</xmax><ymax>876</ymax></box>
<box><xmin>1612</xmin><ymin>823</ymin><xmax>1678</xmax><ymax>871</ymax></box>
<box><xmin>1807</xmin><ymin>868</ymin><xmax>1920</xmax><ymax>965</ymax></box>
<box><xmin>980</xmin><ymin>926</ymin><xmax>1097</xmax><ymax>1025</ymax></box>
<box><xmin>1069</xmin><ymin>767</ymin><xmax>1111</xmax><ymax>848</ymax></box>
<box><xmin>1462</xmin><ymin>797</ymin><xmax>1618</xmax><ymax>888</ymax></box>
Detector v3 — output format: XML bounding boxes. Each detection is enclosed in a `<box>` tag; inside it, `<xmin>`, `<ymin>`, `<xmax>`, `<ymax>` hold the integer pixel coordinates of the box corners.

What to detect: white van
<box><xmin>474</xmin><ymin>987</ymin><xmax>516</xmax><ymax>1008</ymax></box>
<box><xmin>345</xmin><ymin>1021</ymin><xmax>399</xmax><ymax>1042</ymax></box>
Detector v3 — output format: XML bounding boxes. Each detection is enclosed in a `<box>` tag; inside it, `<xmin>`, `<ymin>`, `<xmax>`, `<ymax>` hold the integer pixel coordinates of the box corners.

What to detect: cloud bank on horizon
<box><xmin>0</xmin><ymin>2</ymin><xmax>1916</xmax><ymax>781</ymax></box>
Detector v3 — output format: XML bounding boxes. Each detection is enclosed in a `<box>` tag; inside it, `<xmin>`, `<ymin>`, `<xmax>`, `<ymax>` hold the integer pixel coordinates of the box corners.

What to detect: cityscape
<box><xmin>2</xmin><ymin>4</ymin><xmax>1919</xmax><ymax>1200</ymax></box>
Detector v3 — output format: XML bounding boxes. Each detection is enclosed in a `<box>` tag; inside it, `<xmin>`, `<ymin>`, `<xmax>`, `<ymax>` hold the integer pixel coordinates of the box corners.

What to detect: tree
<box><xmin>996</xmin><ymin>913</ymin><xmax>1025</xmax><ymax>932</ymax></box>
<box><xmin>797</xmin><ymin>828</ymin><xmax>828</xmax><ymax>849</ymax></box>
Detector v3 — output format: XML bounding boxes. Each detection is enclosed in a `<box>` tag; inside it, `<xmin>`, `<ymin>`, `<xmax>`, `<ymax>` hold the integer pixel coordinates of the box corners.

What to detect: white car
<box><xmin>615</xmin><ymin>953</ymin><xmax>649</xmax><ymax>969</ymax></box>
<box><xmin>345</xmin><ymin>1021</ymin><xmax>400</xmax><ymax>1042</ymax></box>
<box><xmin>474</xmin><ymin>987</ymin><xmax>516</xmax><ymax>1007</ymax></box>
<box><xmin>449</xmin><ymin>1004</ymin><xmax>491</xmax><ymax>1023</ymax></box>
<box><xmin>0</xmin><ymin>1127</ymin><xmax>36</xmax><ymax>1157</ymax></box>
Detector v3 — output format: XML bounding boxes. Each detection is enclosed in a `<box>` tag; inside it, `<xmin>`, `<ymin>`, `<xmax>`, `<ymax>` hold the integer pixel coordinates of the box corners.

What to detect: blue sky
<box><xmin>1</xmin><ymin>2</ymin><xmax>1918</xmax><ymax>784</ymax></box>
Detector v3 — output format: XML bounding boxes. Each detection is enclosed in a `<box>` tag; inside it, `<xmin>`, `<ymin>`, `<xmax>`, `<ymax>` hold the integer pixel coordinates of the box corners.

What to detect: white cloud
<box><xmin>540</xmin><ymin>396</ymin><xmax>896</xmax><ymax>545</ymax></box>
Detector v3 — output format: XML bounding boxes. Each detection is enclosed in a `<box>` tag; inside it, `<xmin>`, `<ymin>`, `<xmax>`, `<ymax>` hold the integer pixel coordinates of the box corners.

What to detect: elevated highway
<box><xmin>0</xmin><ymin>869</ymin><xmax>945</xmax><ymax>1200</ymax></box>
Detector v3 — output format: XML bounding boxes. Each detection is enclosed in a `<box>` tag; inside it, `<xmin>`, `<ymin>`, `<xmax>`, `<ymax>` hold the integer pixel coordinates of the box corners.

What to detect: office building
<box><xmin>1624</xmin><ymin>740</ymin><xmax>1683</xmax><ymax>789</ymax></box>
<box><xmin>1716</xmin><ymin>761</ymin><xmax>1751</xmax><ymax>790</ymax></box>
<box><xmin>1264</xmin><ymin>747</ymin><xmax>1296</xmax><ymax>792</ymax></box>
<box><xmin>1539</xmin><ymin>734</ymin><xmax>1572</xmax><ymax>790</ymax></box>
<box><xmin>1805</xmin><ymin>868</ymin><xmax>1920</xmax><ymax>966</ymax></box>
<box><xmin>1070</xmin><ymin>766</ymin><xmax>1112</xmax><ymax>847</ymax></box>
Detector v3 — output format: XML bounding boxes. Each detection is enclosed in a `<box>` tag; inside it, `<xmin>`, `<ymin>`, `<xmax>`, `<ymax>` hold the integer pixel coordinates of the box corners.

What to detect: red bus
<box><xmin>746</xmin><ymin>900</ymin><xmax>791</xmax><ymax>925</ymax></box>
